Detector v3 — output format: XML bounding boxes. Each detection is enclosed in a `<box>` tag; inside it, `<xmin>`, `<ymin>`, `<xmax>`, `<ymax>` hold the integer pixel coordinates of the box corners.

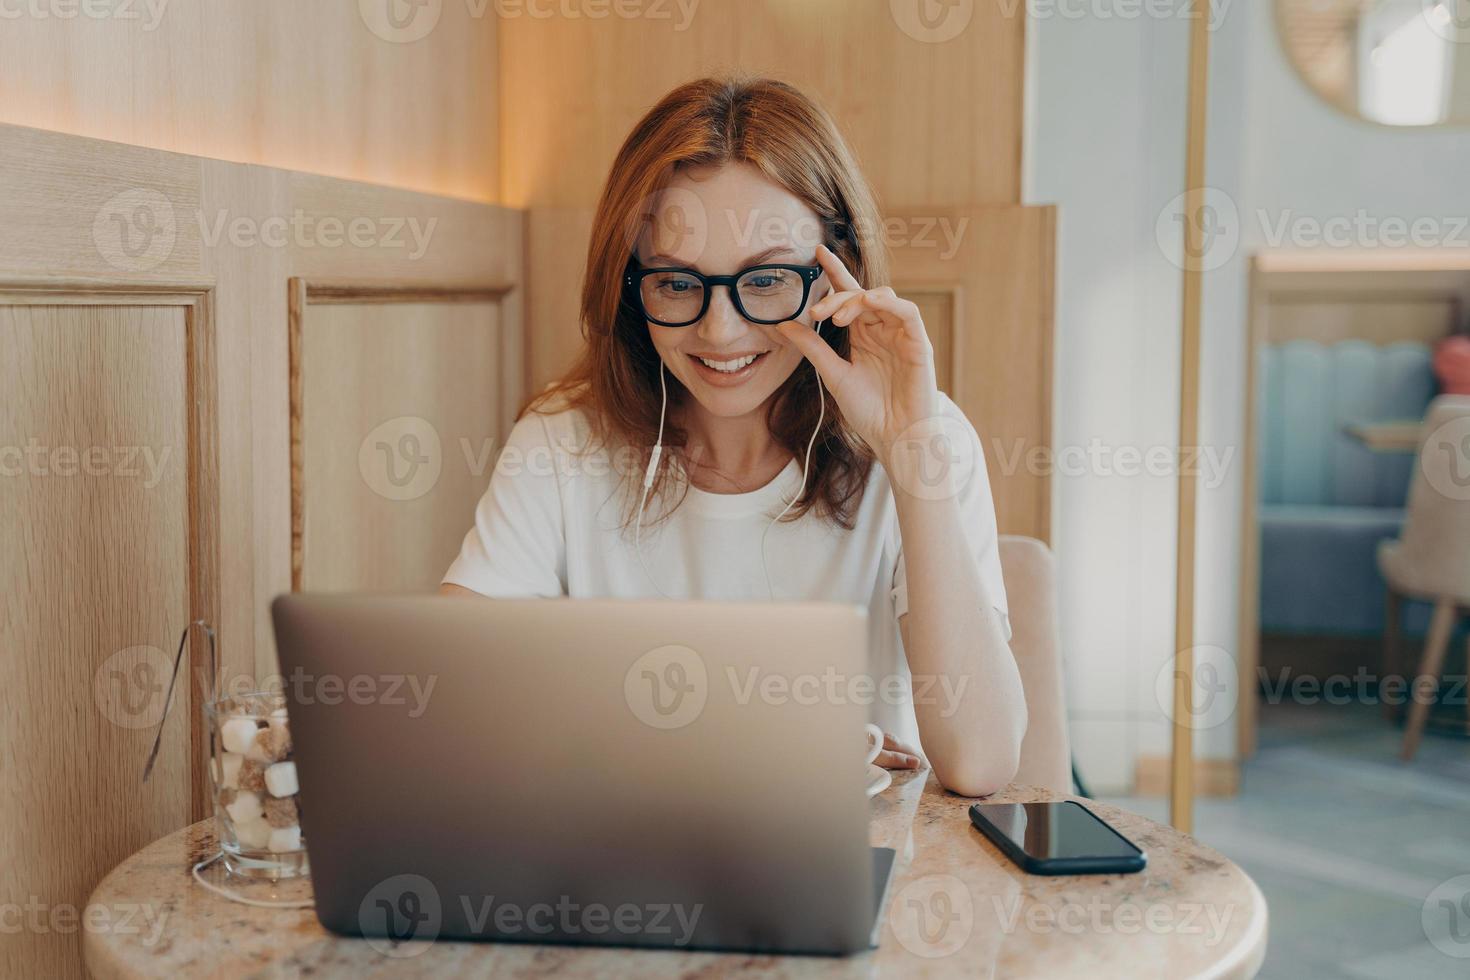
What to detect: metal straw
<box><xmin>142</xmin><ymin>619</ymin><xmax>217</xmax><ymax>783</ymax></box>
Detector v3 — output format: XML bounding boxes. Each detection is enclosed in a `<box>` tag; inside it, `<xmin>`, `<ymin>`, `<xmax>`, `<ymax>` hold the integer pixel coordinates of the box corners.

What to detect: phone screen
<box><xmin>970</xmin><ymin>801</ymin><xmax>1142</xmax><ymax>863</ymax></box>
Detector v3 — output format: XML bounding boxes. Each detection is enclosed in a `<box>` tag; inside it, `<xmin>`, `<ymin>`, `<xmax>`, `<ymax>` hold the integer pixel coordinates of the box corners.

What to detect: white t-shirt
<box><xmin>442</xmin><ymin>392</ymin><xmax>1011</xmax><ymax>749</ymax></box>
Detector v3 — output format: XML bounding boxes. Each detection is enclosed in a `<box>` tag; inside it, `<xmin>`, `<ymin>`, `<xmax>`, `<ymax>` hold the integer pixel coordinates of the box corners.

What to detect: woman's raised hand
<box><xmin>774</xmin><ymin>244</ymin><xmax>940</xmax><ymax>455</ymax></box>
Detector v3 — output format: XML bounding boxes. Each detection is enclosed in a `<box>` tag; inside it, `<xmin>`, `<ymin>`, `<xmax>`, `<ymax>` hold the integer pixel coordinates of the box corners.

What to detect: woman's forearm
<box><xmin>892</xmin><ymin>487</ymin><xmax>1027</xmax><ymax>797</ymax></box>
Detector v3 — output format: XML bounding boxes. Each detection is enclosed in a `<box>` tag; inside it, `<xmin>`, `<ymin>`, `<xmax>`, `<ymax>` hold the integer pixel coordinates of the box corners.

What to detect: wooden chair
<box><xmin>1377</xmin><ymin>395</ymin><xmax>1470</xmax><ymax>760</ymax></box>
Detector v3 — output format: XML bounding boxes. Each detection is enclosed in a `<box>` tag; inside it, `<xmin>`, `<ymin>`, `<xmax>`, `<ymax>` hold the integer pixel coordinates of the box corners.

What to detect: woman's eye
<box><xmin>746</xmin><ymin>272</ymin><xmax>786</xmax><ymax>290</ymax></box>
<box><xmin>655</xmin><ymin>277</ymin><xmax>696</xmax><ymax>293</ymax></box>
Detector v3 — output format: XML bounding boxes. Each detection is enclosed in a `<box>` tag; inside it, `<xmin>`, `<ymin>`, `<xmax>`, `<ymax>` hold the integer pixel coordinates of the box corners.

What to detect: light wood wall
<box><xmin>291</xmin><ymin>283</ymin><xmax>520</xmax><ymax>593</ymax></box>
<box><xmin>0</xmin><ymin>0</ymin><xmax>500</xmax><ymax>201</ymax></box>
<box><xmin>0</xmin><ymin>122</ymin><xmax>523</xmax><ymax>979</ymax></box>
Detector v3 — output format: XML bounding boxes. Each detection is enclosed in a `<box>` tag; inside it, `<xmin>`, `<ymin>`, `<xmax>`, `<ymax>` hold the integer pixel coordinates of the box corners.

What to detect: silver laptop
<box><xmin>271</xmin><ymin>594</ymin><xmax>897</xmax><ymax>956</ymax></box>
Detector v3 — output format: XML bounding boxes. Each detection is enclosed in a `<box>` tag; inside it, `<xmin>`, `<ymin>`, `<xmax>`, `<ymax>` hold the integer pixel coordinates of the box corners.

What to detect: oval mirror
<box><xmin>1276</xmin><ymin>0</ymin><xmax>1470</xmax><ymax>126</ymax></box>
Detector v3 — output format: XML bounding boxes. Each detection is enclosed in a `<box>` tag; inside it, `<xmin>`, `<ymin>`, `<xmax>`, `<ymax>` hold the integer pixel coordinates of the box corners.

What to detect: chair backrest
<box><xmin>1394</xmin><ymin>395</ymin><xmax>1470</xmax><ymax>600</ymax></box>
<box><xmin>1259</xmin><ymin>339</ymin><xmax>1435</xmax><ymax>507</ymax></box>
<box><xmin>998</xmin><ymin>535</ymin><xmax>1071</xmax><ymax>794</ymax></box>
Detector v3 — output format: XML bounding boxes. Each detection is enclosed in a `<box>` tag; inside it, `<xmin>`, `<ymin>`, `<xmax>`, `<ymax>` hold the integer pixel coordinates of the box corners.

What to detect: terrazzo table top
<box><xmin>85</xmin><ymin>772</ymin><xmax>1266</xmax><ymax>978</ymax></box>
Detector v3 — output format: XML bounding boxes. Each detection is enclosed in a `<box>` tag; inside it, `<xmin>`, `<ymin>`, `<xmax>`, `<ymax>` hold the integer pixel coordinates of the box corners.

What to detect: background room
<box><xmin>1</xmin><ymin>2</ymin><xmax>1468</xmax><ymax>978</ymax></box>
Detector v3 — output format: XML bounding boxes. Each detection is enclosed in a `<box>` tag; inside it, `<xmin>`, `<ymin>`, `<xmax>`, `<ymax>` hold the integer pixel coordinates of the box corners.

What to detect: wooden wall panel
<box><xmin>889</xmin><ymin>205</ymin><xmax>1057</xmax><ymax>542</ymax></box>
<box><xmin>0</xmin><ymin>121</ymin><xmax>525</xmax><ymax>979</ymax></box>
<box><xmin>0</xmin><ymin>292</ymin><xmax>215</xmax><ymax>980</ymax></box>
<box><xmin>0</xmin><ymin>0</ymin><xmax>500</xmax><ymax>202</ymax></box>
<box><xmin>292</xmin><ymin>289</ymin><xmax>509</xmax><ymax>593</ymax></box>
<box><xmin>910</xmin><ymin>287</ymin><xmax>961</xmax><ymax>396</ymax></box>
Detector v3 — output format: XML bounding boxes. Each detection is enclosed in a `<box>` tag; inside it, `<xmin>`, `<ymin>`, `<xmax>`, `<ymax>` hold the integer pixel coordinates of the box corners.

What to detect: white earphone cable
<box><xmin>634</xmin><ymin>363</ymin><xmax>673</xmax><ymax>598</ymax></box>
<box><xmin>635</xmin><ymin>323</ymin><xmax>826</xmax><ymax>602</ymax></box>
<box><xmin>190</xmin><ymin>851</ymin><xmax>314</xmax><ymax>909</ymax></box>
<box><xmin>763</xmin><ymin>352</ymin><xmax>824</xmax><ymax>600</ymax></box>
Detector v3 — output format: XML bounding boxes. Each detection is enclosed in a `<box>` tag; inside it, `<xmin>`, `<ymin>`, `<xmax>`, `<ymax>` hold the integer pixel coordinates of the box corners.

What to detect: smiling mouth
<box><xmin>689</xmin><ymin>351</ymin><xmax>770</xmax><ymax>374</ymax></box>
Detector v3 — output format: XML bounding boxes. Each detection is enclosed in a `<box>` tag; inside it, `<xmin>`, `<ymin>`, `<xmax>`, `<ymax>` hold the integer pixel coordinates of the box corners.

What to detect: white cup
<box><xmin>863</xmin><ymin>724</ymin><xmax>885</xmax><ymax>768</ymax></box>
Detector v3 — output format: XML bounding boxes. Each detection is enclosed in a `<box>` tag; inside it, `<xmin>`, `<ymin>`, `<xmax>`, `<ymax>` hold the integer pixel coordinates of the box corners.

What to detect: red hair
<box><xmin>527</xmin><ymin>76</ymin><xmax>888</xmax><ymax>529</ymax></box>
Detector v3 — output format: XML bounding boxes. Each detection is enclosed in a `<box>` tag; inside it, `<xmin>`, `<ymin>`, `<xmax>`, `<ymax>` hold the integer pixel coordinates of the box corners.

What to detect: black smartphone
<box><xmin>969</xmin><ymin>801</ymin><xmax>1146</xmax><ymax>875</ymax></box>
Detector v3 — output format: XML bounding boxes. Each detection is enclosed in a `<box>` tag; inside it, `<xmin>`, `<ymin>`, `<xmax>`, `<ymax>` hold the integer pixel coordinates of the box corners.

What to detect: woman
<box><xmin>441</xmin><ymin>76</ymin><xmax>1025</xmax><ymax>797</ymax></box>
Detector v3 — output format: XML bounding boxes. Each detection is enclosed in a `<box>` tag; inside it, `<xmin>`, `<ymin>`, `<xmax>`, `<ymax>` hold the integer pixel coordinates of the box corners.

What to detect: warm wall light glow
<box><xmin>0</xmin><ymin>6</ymin><xmax>501</xmax><ymax>204</ymax></box>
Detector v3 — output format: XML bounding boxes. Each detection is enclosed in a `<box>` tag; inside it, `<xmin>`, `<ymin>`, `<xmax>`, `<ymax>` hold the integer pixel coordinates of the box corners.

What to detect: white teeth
<box><xmin>697</xmin><ymin>354</ymin><xmax>760</xmax><ymax>373</ymax></box>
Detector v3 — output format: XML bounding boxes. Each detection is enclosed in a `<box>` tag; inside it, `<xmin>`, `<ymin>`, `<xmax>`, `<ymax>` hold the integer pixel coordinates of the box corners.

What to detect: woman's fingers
<box><xmin>809</xmin><ymin>287</ymin><xmax>862</xmax><ymax>322</ymax></box>
<box><xmin>874</xmin><ymin>749</ymin><xmax>923</xmax><ymax>770</ymax></box>
<box><xmin>858</xmin><ymin>288</ymin><xmax>922</xmax><ymax>329</ymax></box>
<box><xmin>875</xmin><ymin>732</ymin><xmax>926</xmax><ymax>770</ymax></box>
<box><xmin>815</xmin><ymin>242</ymin><xmax>864</xmax><ymax>292</ymax></box>
<box><xmin>814</xmin><ymin>288</ymin><xmax>926</xmax><ymax>350</ymax></box>
<box><xmin>883</xmin><ymin>731</ymin><xmax>924</xmax><ymax>757</ymax></box>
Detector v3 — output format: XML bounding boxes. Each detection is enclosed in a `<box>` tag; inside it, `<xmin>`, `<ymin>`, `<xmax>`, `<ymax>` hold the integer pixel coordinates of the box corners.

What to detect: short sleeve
<box><xmin>441</xmin><ymin>411</ymin><xmax>568</xmax><ymax>597</ymax></box>
<box><xmin>889</xmin><ymin>396</ymin><xmax>1012</xmax><ymax>643</ymax></box>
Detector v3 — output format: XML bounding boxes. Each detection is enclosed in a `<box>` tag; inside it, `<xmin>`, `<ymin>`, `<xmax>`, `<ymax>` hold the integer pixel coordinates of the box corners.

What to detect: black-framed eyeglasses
<box><xmin>624</xmin><ymin>262</ymin><xmax>824</xmax><ymax>328</ymax></box>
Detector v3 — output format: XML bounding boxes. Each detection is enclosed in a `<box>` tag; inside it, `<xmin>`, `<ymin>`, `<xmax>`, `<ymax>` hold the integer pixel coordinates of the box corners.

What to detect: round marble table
<box><xmin>86</xmin><ymin>773</ymin><xmax>1267</xmax><ymax>978</ymax></box>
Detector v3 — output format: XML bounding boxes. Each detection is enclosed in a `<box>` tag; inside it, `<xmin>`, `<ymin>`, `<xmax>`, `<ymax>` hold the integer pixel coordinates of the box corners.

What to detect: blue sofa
<box><xmin>1257</xmin><ymin>340</ymin><xmax>1436</xmax><ymax>635</ymax></box>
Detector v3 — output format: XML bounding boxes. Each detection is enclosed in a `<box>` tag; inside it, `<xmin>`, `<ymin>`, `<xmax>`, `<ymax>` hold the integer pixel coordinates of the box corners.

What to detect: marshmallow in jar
<box><xmin>214</xmin><ymin>699</ymin><xmax>304</xmax><ymax>856</ymax></box>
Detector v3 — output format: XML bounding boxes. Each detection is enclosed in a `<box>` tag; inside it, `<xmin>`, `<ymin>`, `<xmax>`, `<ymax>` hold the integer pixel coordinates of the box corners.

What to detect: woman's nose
<box><xmin>695</xmin><ymin>286</ymin><xmax>746</xmax><ymax>345</ymax></box>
